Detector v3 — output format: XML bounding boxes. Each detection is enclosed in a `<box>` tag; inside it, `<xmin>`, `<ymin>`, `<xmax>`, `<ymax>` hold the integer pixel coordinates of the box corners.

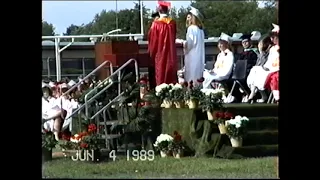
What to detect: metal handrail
<box><xmin>84</xmin><ymin>58</ymin><xmax>139</xmax><ymax>118</ymax></box>
<box><xmin>65</xmin><ymin>82</ymin><xmax>115</xmax><ymax>119</ymax></box>
<box><xmin>91</xmin><ymin>92</ymin><xmax>124</xmax><ymax>120</ymax></box>
<box><xmin>62</xmin><ymin>60</ymin><xmax>113</xmax><ymax>96</ymax></box>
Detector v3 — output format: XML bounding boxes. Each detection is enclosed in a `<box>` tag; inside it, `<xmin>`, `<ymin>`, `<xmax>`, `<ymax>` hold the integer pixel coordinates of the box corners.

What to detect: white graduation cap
<box><xmin>189</xmin><ymin>6</ymin><xmax>204</xmax><ymax>22</ymax></box>
<box><xmin>219</xmin><ymin>32</ymin><xmax>232</xmax><ymax>44</ymax></box>
<box><xmin>271</xmin><ymin>23</ymin><xmax>279</xmax><ymax>33</ymax></box>
<box><xmin>49</xmin><ymin>81</ymin><xmax>55</xmax><ymax>88</ymax></box>
<box><xmin>60</xmin><ymin>83</ymin><xmax>68</xmax><ymax>89</ymax></box>
<box><xmin>251</xmin><ymin>31</ymin><xmax>261</xmax><ymax>40</ymax></box>
<box><xmin>68</xmin><ymin>80</ymin><xmax>76</xmax><ymax>87</ymax></box>
<box><xmin>232</xmin><ymin>33</ymin><xmax>243</xmax><ymax>39</ymax></box>
<box><xmin>42</xmin><ymin>82</ymin><xmax>50</xmax><ymax>88</ymax></box>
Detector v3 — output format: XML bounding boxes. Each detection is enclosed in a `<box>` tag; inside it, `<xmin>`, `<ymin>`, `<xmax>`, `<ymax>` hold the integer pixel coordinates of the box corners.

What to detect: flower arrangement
<box><xmin>169</xmin><ymin>83</ymin><xmax>186</xmax><ymax>108</ymax></box>
<box><xmin>184</xmin><ymin>80</ymin><xmax>204</xmax><ymax>109</ymax></box>
<box><xmin>42</xmin><ymin>129</ymin><xmax>58</xmax><ymax>162</ymax></box>
<box><xmin>226</xmin><ymin>115</ymin><xmax>250</xmax><ymax>147</ymax></box>
<box><xmin>213</xmin><ymin>111</ymin><xmax>234</xmax><ymax>134</ymax></box>
<box><xmin>168</xmin><ymin>131</ymin><xmax>186</xmax><ymax>158</ymax></box>
<box><xmin>155</xmin><ymin>83</ymin><xmax>173</xmax><ymax>108</ymax></box>
<box><xmin>154</xmin><ymin>134</ymin><xmax>174</xmax><ymax>157</ymax></box>
<box><xmin>200</xmin><ymin>89</ymin><xmax>224</xmax><ymax>119</ymax></box>
<box><xmin>42</xmin><ymin>129</ymin><xmax>58</xmax><ymax>150</ymax></box>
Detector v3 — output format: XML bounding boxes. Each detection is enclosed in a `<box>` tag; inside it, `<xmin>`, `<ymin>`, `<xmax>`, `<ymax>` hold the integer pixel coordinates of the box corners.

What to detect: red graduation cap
<box><xmin>158</xmin><ymin>0</ymin><xmax>171</xmax><ymax>8</ymax></box>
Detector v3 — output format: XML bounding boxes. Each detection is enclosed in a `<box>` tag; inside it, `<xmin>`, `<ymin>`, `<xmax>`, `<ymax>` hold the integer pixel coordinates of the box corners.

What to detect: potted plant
<box><xmin>155</xmin><ymin>83</ymin><xmax>173</xmax><ymax>108</ymax></box>
<box><xmin>200</xmin><ymin>89</ymin><xmax>224</xmax><ymax>120</ymax></box>
<box><xmin>213</xmin><ymin>111</ymin><xmax>234</xmax><ymax>134</ymax></box>
<box><xmin>225</xmin><ymin>115</ymin><xmax>250</xmax><ymax>147</ymax></box>
<box><xmin>42</xmin><ymin>129</ymin><xmax>58</xmax><ymax>162</ymax></box>
<box><xmin>154</xmin><ymin>134</ymin><xmax>174</xmax><ymax>157</ymax></box>
<box><xmin>77</xmin><ymin>123</ymin><xmax>104</xmax><ymax>162</ymax></box>
<box><xmin>184</xmin><ymin>81</ymin><xmax>204</xmax><ymax>109</ymax></box>
<box><xmin>170</xmin><ymin>83</ymin><xmax>186</xmax><ymax>108</ymax></box>
<box><xmin>169</xmin><ymin>131</ymin><xmax>186</xmax><ymax>158</ymax></box>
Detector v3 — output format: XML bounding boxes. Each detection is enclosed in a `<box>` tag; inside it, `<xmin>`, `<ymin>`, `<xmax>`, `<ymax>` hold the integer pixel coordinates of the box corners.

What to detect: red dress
<box><xmin>148</xmin><ymin>17</ymin><xmax>178</xmax><ymax>85</ymax></box>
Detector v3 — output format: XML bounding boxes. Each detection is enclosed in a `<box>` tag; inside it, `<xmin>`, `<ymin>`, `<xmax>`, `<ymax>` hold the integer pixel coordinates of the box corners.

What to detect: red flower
<box><xmin>173</xmin><ymin>131</ymin><xmax>179</xmax><ymax>136</ymax></box>
<box><xmin>215</xmin><ymin>112</ymin><xmax>225</xmax><ymax>119</ymax></box>
<box><xmin>197</xmin><ymin>77</ymin><xmax>205</xmax><ymax>83</ymax></box>
<box><xmin>224</xmin><ymin>112</ymin><xmax>234</xmax><ymax>119</ymax></box>
<box><xmin>174</xmin><ymin>134</ymin><xmax>182</xmax><ymax>141</ymax></box>
<box><xmin>88</xmin><ymin>124</ymin><xmax>97</xmax><ymax>133</ymax></box>
<box><xmin>80</xmin><ymin>143</ymin><xmax>88</xmax><ymax>148</ymax></box>
<box><xmin>61</xmin><ymin>132</ymin><xmax>71</xmax><ymax>141</ymax></box>
<box><xmin>183</xmin><ymin>82</ymin><xmax>188</xmax><ymax>87</ymax></box>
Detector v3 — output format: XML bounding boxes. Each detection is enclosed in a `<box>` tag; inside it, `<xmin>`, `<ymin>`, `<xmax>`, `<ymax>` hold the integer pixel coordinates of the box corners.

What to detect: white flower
<box><xmin>172</xmin><ymin>83</ymin><xmax>182</xmax><ymax>90</ymax></box>
<box><xmin>155</xmin><ymin>83</ymin><xmax>169</xmax><ymax>93</ymax></box>
<box><xmin>201</xmin><ymin>88</ymin><xmax>224</xmax><ymax>96</ymax></box>
<box><xmin>70</xmin><ymin>134</ymin><xmax>80</xmax><ymax>143</ymax></box>
<box><xmin>154</xmin><ymin>134</ymin><xmax>174</xmax><ymax>147</ymax></box>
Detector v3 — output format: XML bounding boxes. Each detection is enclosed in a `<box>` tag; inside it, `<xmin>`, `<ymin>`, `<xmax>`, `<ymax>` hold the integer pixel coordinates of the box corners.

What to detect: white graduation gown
<box><xmin>184</xmin><ymin>25</ymin><xmax>205</xmax><ymax>84</ymax></box>
<box><xmin>246</xmin><ymin>45</ymin><xmax>279</xmax><ymax>90</ymax></box>
<box><xmin>42</xmin><ymin>97</ymin><xmax>60</xmax><ymax>131</ymax></box>
<box><xmin>203</xmin><ymin>49</ymin><xmax>234</xmax><ymax>89</ymax></box>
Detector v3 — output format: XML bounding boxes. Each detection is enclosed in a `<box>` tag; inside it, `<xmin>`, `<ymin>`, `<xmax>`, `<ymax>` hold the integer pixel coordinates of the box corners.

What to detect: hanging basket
<box><xmin>230</xmin><ymin>137</ymin><xmax>243</xmax><ymax>147</ymax></box>
<box><xmin>42</xmin><ymin>148</ymin><xmax>52</xmax><ymax>162</ymax></box>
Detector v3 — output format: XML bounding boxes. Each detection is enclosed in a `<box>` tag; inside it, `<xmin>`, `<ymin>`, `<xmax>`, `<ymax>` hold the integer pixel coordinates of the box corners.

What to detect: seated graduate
<box><xmin>42</xmin><ymin>83</ymin><xmax>66</xmax><ymax>140</ymax></box>
<box><xmin>246</xmin><ymin>35</ymin><xmax>273</xmax><ymax>102</ymax></box>
<box><xmin>203</xmin><ymin>33</ymin><xmax>234</xmax><ymax>89</ymax></box>
<box><xmin>245</xmin><ymin>24</ymin><xmax>279</xmax><ymax>103</ymax></box>
<box><xmin>264</xmin><ymin>23</ymin><xmax>280</xmax><ymax>103</ymax></box>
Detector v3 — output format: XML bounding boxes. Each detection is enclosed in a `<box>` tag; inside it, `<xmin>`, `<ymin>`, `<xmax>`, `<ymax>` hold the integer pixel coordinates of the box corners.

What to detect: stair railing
<box><xmin>89</xmin><ymin>58</ymin><xmax>139</xmax><ymax>120</ymax></box>
<box><xmin>61</xmin><ymin>60</ymin><xmax>113</xmax><ymax>97</ymax></box>
<box><xmin>66</xmin><ymin>58</ymin><xmax>138</xmax><ymax>120</ymax></box>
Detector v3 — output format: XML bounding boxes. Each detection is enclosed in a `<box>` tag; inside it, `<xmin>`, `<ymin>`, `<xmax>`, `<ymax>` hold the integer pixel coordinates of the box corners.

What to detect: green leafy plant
<box><xmin>226</xmin><ymin>116</ymin><xmax>250</xmax><ymax>138</ymax></box>
<box><xmin>168</xmin><ymin>131</ymin><xmax>187</xmax><ymax>153</ymax></box>
<box><xmin>199</xmin><ymin>89</ymin><xmax>224</xmax><ymax>112</ymax></box>
<box><xmin>184</xmin><ymin>81</ymin><xmax>204</xmax><ymax>101</ymax></box>
<box><xmin>155</xmin><ymin>83</ymin><xmax>172</xmax><ymax>101</ymax></box>
<box><xmin>42</xmin><ymin>129</ymin><xmax>58</xmax><ymax>150</ymax></box>
<box><xmin>170</xmin><ymin>84</ymin><xmax>185</xmax><ymax>102</ymax></box>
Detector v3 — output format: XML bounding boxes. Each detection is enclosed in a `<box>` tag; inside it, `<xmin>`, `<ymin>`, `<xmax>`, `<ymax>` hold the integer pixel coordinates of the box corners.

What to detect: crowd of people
<box><xmin>147</xmin><ymin>1</ymin><xmax>279</xmax><ymax>103</ymax></box>
<box><xmin>42</xmin><ymin>77</ymin><xmax>96</xmax><ymax>140</ymax></box>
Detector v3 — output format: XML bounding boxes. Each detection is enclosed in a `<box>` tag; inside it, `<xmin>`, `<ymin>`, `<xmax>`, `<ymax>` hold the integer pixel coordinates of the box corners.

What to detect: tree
<box><xmin>42</xmin><ymin>20</ymin><xmax>55</xmax><ymax>36</ymax></box>
<box><xmin>191</xmin><ymin>0</ymin><xmax>277</xmax><ymax>37</ymax></box>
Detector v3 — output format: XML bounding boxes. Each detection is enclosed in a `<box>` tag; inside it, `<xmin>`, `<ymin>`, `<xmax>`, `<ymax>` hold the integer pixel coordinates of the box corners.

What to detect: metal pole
<box><xmin>42</xmin><ymin>33</ymin><xmax>144</xmax><ymax>39</ymax></box>
<box><xmin>82</xmin><ymin>57</ymin><xmax>85</xmax><ymax>76</ymax></box>
<box><xmin>47</xmin><ymin>57</ymin><xmax>51</xmax><ymax>79</ymax></box>
<box><xmin>54</xmin><ymin>38</ymin><xmax>61</xmax><ymax>81</ymax></box>
<box><xmin>116</xmin><ymin>0</ymin><xmax>119</xmax><ymax>40</ymax></box>
<box><xmin>140</xmin><ymin>0</ymin><xmax>144</xmax><ymax>35</ymax></box>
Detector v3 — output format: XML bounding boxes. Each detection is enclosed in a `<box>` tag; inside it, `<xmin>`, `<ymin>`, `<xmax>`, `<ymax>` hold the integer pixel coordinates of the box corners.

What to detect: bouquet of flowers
<box><xmin>184</xmin><ymin>80</ymin><xmax>204</xmax><ymax>109</ymax></box>
<box><xmin>155</xmin><ymin>83</ymin><xmax>173</xmax><ymax>108</ymax></box>
<box><xmin>154</xmin><ymin>134</ymin><xmax>174</xmax><ymax>157</ymax></box>
<box><xmin>226</xmin><ymin>115</ymin><xmax>250</xmax><ymax>147</ymax></box>
<box><xmin>168</xmin><ymin>131</ymin><xmax>186</xmax><ymax>158</ymax></box>
<box><xmin>200</xmin><ymin>89</ymin><xmax>224</xmax><ymax>119</ymax></box>
<box><xmin>213</xmin><ymin>111</ymin><xmax>234</xmax><ymax>134</ymax></box>
<box><xmin>169</xmin><ymin>83</ymin><xmax>186</xmax><ymax>108</ymax></box>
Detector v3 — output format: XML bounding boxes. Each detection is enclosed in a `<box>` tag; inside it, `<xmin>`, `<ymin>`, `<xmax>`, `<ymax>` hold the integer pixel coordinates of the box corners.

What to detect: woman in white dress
<box><xmin>180</xmin><ymin>7</ymin><xmax>205</xmax><ymax>85</ymax></box>
<box><xmin>203</xmin><ymin>33</ymin><xmax>234</xmax><ymax>89</ymax></box>
<box><xmin>42</xmin><ymin>83</ymin><xmax>66</xmax><ymax>140</ymax></box>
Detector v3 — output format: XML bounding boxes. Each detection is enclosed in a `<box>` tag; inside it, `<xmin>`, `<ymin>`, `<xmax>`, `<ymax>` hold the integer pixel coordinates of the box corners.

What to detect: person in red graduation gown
<box><xmin>148</xmin><ymin>1</ymin><xmax>177</xmax><ymax>86</ymax></box>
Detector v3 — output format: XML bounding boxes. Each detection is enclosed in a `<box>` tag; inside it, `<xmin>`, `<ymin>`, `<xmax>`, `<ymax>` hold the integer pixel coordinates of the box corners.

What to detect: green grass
<box><xmin>42</xmin><ymin>156</ymin><xmax>277</xmax><ymax>179</ymax></box>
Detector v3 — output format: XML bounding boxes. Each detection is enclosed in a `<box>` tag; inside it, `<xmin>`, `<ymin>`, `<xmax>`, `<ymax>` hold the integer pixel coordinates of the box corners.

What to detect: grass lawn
<box><xmin>42</xmin><ymin>155</ymin><xmax>278</xmax><ymax>179</ymax></box>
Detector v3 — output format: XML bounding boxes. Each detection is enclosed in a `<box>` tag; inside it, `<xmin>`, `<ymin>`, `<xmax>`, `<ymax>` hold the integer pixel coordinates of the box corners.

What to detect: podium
<box><xmin>95</xmin><ymin>40</ymin><xmax>154</xmax><ymax>87</ymax></box>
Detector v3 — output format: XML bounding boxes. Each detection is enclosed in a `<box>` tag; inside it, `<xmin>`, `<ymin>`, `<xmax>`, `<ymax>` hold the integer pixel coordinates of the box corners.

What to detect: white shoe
<box><xmin>257</xmin><ymin>99</ymin><xmax>266</xmax><ymax>103</ymax></box>
<box><xmin>239</xmin><ymin>88</ymin><xmax>244</xmax><ymax>93</ymax></box>
<box><xmin>242</xmin><ymin>95</ymin><xmax>249</xmax><ymax>103</ymax></box>
<box><xmin>224</xmin><ymin>95</ymin><xmax>235</xmax><ymax>103</ymax></box>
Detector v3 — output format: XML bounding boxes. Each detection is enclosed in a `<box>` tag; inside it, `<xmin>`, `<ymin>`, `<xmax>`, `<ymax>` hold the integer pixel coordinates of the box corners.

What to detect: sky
<box><xmin>42</xmin><ymin>1</ymin><xmax>191</xmax><ymax>34</ymax></box>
